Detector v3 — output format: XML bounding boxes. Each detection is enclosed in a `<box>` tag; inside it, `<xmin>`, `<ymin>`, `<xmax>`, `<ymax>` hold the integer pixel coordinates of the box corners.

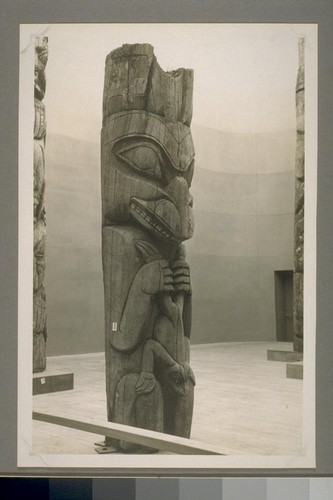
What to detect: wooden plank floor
<box><xmin>32</xmin><ymin>342</ymin><xmax>303</xmax><ymax>455</ymax></box>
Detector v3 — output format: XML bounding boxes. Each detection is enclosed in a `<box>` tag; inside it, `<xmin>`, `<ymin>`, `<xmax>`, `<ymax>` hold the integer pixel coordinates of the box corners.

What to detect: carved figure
<box><xmin>101</xmin><ymin>44</ymin><xmax>195</xmax><ymax>452</ymax></box>
<box><xmin>293</xmin><ymin>38</ymin><xmax>304</xmax><ymax>353</ymax></box>
<box><xmin>33</xmin><ymin>37</ymin><xmax>48</xmax><ymax>372</ymax></box>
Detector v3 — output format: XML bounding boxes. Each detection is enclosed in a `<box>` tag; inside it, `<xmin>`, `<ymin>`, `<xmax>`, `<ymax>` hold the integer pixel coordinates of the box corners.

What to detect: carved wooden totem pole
<box><xmin>293</xmin><ymin>37</ymin><xmax>304</xmax><ymax>353</ymax></box>
<box><xmin>101</xmin><ymin>44</ymin><xmax>195</xmax><ymax>452</ymax></box>
<box><xmin>33</xmin><ymin>37</ymin><xmax>48</xmax><ymax>373</ymax></box>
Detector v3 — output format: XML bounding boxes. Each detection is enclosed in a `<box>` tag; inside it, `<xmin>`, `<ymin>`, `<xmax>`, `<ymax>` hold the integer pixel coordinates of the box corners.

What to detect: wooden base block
<box><xmin>286</xmin><ymin>363</ymin><xmax>303</xmax><ymax>380</ymax></box>
<box><xmin>95</xmin><ymin>445</ymin><xmax>118</xmax><ymax>454</ymax></box>
<box><xmin>33</xmin><ymin>372</ymin><xmax>74</xmax><ymax>395</ymax></box>
<box><xmin>267</xmin><ymin>350</ymin><xmax>303</xmax><ymax>362</ymax></box>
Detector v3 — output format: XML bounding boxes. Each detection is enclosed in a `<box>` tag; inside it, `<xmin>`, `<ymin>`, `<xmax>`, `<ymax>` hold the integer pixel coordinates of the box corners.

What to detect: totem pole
<box><xmin>33</xmin><ymin>37</ymin><xmax>48</xmax><ymax>373</ymax></box>
<box><xmin>293</xmin><ymin>37</ymin><xmax>304</xmax><ymax>353</ymax></box>
<box><xmin>101</xmin><ymin>44</ymin><xmax>195</xmax><ymax>452</ymax></box>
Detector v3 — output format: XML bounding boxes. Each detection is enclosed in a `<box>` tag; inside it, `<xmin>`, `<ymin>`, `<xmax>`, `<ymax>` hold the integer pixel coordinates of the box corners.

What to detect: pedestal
<box><xmin>33</xmin><ymin>369</ymin><xmax>74</xmax><ymax>395</ymax></box>
<box><xmin>267</xmin><ymin>350</ymin><xmax>303</xmax><ymax>362</ymax></box>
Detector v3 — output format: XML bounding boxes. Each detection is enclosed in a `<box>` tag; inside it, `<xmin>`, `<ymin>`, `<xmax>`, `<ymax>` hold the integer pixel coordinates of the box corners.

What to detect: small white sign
<box><xmin>41</xmin><ymin>378</ymin><xmax>45</xmax><ymax>385</ymax></box>
<box><xmin>112</xmin><ymin>322</ymin><xmax>117</xmax><ymax>332</ymax></box>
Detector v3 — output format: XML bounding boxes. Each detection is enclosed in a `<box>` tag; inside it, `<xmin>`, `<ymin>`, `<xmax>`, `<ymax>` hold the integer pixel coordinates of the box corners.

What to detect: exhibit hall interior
<box><xmin>17</xmin><ymin>23</ymin><xmax>316</xmax><ymax>467</ymax></box>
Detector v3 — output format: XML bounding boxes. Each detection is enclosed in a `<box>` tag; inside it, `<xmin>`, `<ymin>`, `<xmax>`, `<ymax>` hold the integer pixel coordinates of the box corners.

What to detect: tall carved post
<box><xmin>33</xmin><ymin>37</ymin><xmax>48</xmax><ymax>373</ymax></box>
<box><xmin>100</xmin><ymin>44</ymin><xmax>195</xmax><ymax>453</ymax></box>
<box><xmin>293</xmin><ymin>37</ymin><xmax>305</xmax><ymax>353</ymax></box>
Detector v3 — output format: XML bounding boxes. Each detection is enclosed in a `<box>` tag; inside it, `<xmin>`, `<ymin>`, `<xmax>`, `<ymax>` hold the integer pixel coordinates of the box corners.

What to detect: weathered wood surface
<box><xmin>101</xmin><ymin>44</ymin><xmax>195</xmax><ymax>452</ymax></box>
<box><xmin>33</xmin><ymin>37</ymin><xmax>48</xmax><ymax>373</ymax></box>
<box><xmin>293</xmin><ymin>38</ymin><xmax>304</xmax><ymax>353</ymax></box>
<box><xmin>32</xmin><ymin>412</ymin><xmax>223</xmax><ymax>455</ymax></box>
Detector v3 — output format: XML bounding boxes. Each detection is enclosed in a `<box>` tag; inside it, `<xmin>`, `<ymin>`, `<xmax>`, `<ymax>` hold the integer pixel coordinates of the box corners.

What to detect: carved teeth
<box><xmin>130</xmin><ymin>201</ymin><xmax>172</xmax><ymax>239</ymax></box>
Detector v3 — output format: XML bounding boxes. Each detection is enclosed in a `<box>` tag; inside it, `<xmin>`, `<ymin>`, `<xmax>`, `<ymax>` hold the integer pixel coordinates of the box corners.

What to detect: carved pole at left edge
<box><xmin>33</xmin><ymin>37</ymin><xmax>48</xmax><ymax>373</ymax></box>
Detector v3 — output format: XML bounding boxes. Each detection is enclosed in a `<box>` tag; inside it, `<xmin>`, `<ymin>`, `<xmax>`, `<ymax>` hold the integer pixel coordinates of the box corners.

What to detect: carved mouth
<box><xmin>130</xmin><ymin>197</ymin><xmax>179</xmax><ymax>241</ymax></box>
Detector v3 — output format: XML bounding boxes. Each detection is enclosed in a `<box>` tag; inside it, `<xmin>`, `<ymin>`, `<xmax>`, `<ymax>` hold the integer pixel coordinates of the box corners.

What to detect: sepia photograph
<box><xmin>18</xmin><ymin>23</ymin><xmax>317</xmax><ymax>470</ymax></box>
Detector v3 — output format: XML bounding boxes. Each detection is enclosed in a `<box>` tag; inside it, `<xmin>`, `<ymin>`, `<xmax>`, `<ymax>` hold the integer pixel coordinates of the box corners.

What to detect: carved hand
<box><xmin>140</xmin><ymin>259</ymin><xmax>174</xmax><ymax>295</ymax></box>
<box><xmin>170</xmin><ymin>260</ymin><xmax>191</xmax><ymax>294</ymax></box>
<box><xmin>135</xmin><ymin>371</ymin><xmax>156</xmax><ymax>395</ymax></box>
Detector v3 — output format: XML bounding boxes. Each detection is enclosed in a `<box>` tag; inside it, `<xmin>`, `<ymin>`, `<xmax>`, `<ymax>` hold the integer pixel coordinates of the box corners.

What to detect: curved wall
<box><xmin>45</xmin><ymin>124</ymin><xmax>295</xmax><ymax>354</ymax></box>
<box><xmin>188</xmin><ymin>125</ymin><xmax>295</xmax><ymax>343</ymax></box>
<box><xmin>45</xmin><ymin>135</ymin><xmax>103</xmax><ymax>355</ymax></box>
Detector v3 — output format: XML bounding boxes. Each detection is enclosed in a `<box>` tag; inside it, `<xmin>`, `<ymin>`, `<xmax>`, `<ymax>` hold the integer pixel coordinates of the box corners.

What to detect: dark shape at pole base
<box><xmin>286</xmin><ymin>363</ymin><xmax>303</xmax><ymax>380</ymax></box>
<box><xmin>33</xmin><ymin>334</ymin><xmax>46</xmax><ymax>373</ymax></box>
<box><xmin>293</xmin><ymin>336</ymin><xmax>303</xmax><ymax>353</ymax></box>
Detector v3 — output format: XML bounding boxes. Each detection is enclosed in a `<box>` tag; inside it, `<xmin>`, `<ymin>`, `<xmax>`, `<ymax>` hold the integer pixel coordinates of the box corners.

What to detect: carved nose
<box><xmin>165</xmin><ymin>177</ymin><xmax>193</xmax><ymax>240</ymax></box>
<box><xmin>165</xmin><ymin>176</ymin><xmax>190</xmax><ymax>205</ymax></box>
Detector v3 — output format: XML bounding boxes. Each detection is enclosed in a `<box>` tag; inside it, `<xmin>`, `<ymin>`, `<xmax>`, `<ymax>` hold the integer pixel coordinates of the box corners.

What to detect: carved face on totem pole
<box><xmin>101</xmin><ymin>43</ymin><xmax>195</xmax><ymax>248</ymax></box>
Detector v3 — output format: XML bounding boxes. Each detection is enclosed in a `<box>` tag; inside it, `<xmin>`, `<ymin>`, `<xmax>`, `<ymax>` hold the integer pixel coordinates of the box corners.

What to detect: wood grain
<box><xmin>101</xmin><ymin>43</ymin><xmax>196</xmax><ymax>451</ymax></box>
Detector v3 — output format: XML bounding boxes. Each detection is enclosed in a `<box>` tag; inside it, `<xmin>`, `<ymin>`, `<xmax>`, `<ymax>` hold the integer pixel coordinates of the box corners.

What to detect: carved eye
<box><xmin>116</xmin><ymin>143</ymin><xmax>163</xmax><ymax>179</ymax></box>
<box><xmin>171</xmin><ymin>373</ymin><xmax>183</xmax><ymax>385</ymax></box>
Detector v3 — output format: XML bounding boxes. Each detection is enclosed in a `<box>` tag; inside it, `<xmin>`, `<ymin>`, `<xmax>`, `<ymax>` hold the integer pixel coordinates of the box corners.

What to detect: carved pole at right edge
<box><xmin>293</xmin><ymin>37</ymin><xmax>305</xmax><ymax>353</ymax></box>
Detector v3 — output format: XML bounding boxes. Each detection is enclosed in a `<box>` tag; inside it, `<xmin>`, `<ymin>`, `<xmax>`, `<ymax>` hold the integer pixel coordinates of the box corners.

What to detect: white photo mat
<box><xmin>18</xmin><ymin>23</ymin><xmax>317</xmax><ymax>469</ymax></box>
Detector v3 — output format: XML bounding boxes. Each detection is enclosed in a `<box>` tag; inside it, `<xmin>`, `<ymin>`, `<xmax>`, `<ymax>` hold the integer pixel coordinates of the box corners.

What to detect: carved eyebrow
<box><xmin>115</xmin><ymin>139</ymin><xmax>163</xmax><ymax>161</ymax></box>
<box><xmin>103</xmin><ymin>111</ymin><xmax>195</xmax><ymax>172</ymax></box>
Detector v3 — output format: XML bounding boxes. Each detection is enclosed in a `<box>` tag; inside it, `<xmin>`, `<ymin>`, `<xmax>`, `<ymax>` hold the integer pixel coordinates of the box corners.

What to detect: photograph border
<box><xmin>1</xmin><ymin>0</ymin><xmax>333</xmax><ymax>477</ymax></box>
<box><xmin>17</xmin><ymin>21</ymin><xmax>317</xmax><ymax>471</ymax></box>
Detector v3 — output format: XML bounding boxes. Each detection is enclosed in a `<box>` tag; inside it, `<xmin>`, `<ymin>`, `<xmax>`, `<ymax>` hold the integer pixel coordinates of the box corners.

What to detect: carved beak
<box><xmin>130</xmin><ymin>197</ymin><xmax>181</xmax><ymax>241</ymax></box>
<box><xmin>130</xmin><ymin>177</ymin><xmax>194</xmax><ymax>242</ymax></box>
<box><xmin>165</xmin><ymin>176</ymin><xmax>194</xmax><ymax>240</ymax></box>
